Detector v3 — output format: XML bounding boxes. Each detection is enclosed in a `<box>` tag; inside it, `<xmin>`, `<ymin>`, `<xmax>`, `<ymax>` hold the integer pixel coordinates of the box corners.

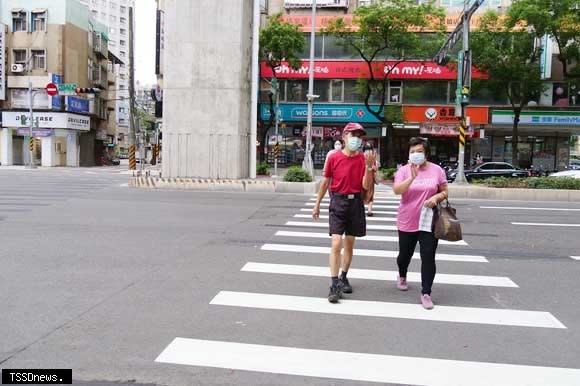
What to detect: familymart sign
<box><xmin>492</xmin><ymin>111</ymin><xmax>580</xmax><ymax>126</ymax></box>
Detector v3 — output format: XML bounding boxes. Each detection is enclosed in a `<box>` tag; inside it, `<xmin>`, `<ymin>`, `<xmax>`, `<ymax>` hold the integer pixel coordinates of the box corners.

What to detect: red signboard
<box><xmin>403</xmin><ymin>106</ymin><xmax>489</xmax><ymax>125</ymax></box>
<box><xmin>261</xmin><ymin>61</ymin><xmax>488</xmax><ymax>80</ymax></box>
<box><xmin>45</xmin><ymin>83</ymin><xmax>58</xmax><ymax>96</ymax></box>
<box><xmin>420</xmin><ymin>123</ymin><xmax>475</xmax><ymax>138</ymax></box>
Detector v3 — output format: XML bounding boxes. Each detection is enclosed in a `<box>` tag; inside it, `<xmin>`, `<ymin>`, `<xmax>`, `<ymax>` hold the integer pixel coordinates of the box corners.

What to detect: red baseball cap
<box><xmin>343</xmin><ymin>122</ymin><xmax>366</xmax><ymax>135</ymax></box>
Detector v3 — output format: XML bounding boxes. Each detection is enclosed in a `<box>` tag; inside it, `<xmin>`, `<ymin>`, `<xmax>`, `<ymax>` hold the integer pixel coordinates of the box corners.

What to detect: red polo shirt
<box><xmin>324</xmin><ymin>151</ymin><xmax>365</xmax><ymax>194</ymax></box>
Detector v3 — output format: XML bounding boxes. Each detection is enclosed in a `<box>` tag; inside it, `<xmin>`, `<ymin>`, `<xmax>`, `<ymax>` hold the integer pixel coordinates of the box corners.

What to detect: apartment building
<box><xmin>260</xmin><ymin>0</ymin><xmax>578</xmax><ymax>170</ymax></box>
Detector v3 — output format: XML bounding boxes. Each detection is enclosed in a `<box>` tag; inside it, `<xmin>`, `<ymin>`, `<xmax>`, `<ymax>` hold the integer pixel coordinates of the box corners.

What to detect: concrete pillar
<box><xmin>41</xmin><ymin>135</ymin><xmax>56</xmax><ymax>167</ymax></box>
<box><xmin>162</xmin><ymin>0</ymin><xmax>253</xmax><ymax>178</ymax></box>
<box><xmin>0</xmin><ymin>128</ymin><xmax>14</xmax><ymax>166</ymax></box>
<box><xmin>66</xmin><ymin>131</ymin><xmax>79</xmax><ymax>167</ymax></box>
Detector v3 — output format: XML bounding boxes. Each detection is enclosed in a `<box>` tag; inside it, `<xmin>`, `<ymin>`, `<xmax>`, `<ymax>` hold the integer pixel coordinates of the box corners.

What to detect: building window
<box><xmin>13</xmin><ymin>49</ymin><xmax>27</xmax><ymax>66</ymax></box>
<box><xmin>120</xmin><ymin>28</ymin><xmax>127</xmax><ymax>35</ymax></box>
<box><xmin>110</xmin><ymin>2</ymin><xmax>117</xmax><ymax>9</ymax></box>
<box><xmin>88</xmin><ymin>58</ymin><xmax>93</xmax><ymax>81</ymax></box>
<box><xmin>403</xmin><ymin>81</ymin><xmax>448</xmax><ymax>104</ymax></box>
<box><xmin>120</xmin><ymin>6</ymin><xmax>127</xmax><ymax>13</ymax></box>
<box><xmin>120</xmin><ymin>51</ymin><xmax>126</xmax><ymax>58</ymax></box>
<box><xmin>32</xmin><ymin>11</ymin><xmax>47</xmax><ymax>32</ymax></box>
<box><xmin>31</xmin><ymin>50</ymin><xmax>46</xmax><ymax>70</ymax></box>
<box><xmin>389</xmin><ymin>81</ymin><xmax>402</xmax><ymax>104</ymax></box>
<box><xmin>12</xmin><ymin>11</ymin><xmax>27</xmax><ymax>32</ymax></box>
<box><xmin>120</xmin><ymin>17</ymin><xmax>127</xmax><ymax>24</ymax></box>
<box><xmin>109</xmin><ymin>40</ymin><xmax>116</xmax><ymax>47</ymax></box>
<box><xmin>120</xmin><ymin>40</ymin><xmax>126</xmax><ymax>47</ymax></box>
<box><xmin>330</xmin><ymin>79</ymin><xmax>344</xmax><ymax>102</ymax></box>
<box><xmin>92</xmin><ymin>10</ymin><xmax>98</xmax><ymax>18</ymax></box>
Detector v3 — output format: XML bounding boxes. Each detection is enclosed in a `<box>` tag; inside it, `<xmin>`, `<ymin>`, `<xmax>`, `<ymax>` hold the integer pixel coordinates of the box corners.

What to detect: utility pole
<box><xmin>128</xmin><ymin>6</ymin><xmax>137</xmax><ymax>171</ymax></box>
<box><xmin>272</xmin><ymin>77</ymin><xmax>279</xmax><ymax>178</ymax></box>
<box><xmin>434</xmin><ymin>0</ymin><xmax>484</xmax><ymax>184</ymax></box>
<box><xmin>28</xmin><ymin>80</ymin><xmax>36</xmax><ymax>169</ymax></box>
<box><xmin>302</xmin><ymin>0</ymin><xmax>317</xmax><ymax>178</ymax></box>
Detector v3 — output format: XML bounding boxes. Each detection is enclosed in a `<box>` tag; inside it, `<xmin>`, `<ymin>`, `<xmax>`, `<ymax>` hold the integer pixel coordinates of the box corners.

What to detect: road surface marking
<box><xmin>306</xmin><ymin>202</ymin><xmax>399</xmax><ymax>209</ymax></box>
<box><xmin>512</xmin><ymin>222</ymin><xmax>580</xmax><ymax>227</ymax></box>
<box><xmin>156</xmin><ymin>338</ymin><xmax>580</xmax><ymax>385</ymax></box>
<box><xmin>481</xmin><ymin>206</ymin><xmax>580</xmax><ymax>212</ymax></box>
<box><xmin>261</xmin><ymin>243</ymin><xmax>487</xmax><ymax>263</ymax></box>
<box><xmin>210</xmin><ymin>291</ymin><xmax>565</xmax><ymax>329</ymax></box>
<box><xmin>294</xmin><ymin>214</ymin><xmax>397</xmax><ymax>222</ymax></box>
<box><xmin>242</xmin><ymin>262</ymin><xmax>517</xmax><ymax>288</ymax></box>
<box><xmin>300</xmin><ymin>208</ymin><xmax>399</xmax><ymax>215</ymax></box>
<box><xmin>570</xmin><ymin>256</ymin><xmax>580</xmax><ymax>260</ymax></box>
<box><xmin>286</xmin><ymin>221</ymin><xmax>398</xmax><ymax>231</ymax></box>
<box><xmin>274</xmin><ymin>230</ymin><xmax>468</xmax><ymax>246</ymax></box>
<box><xmin>310</xmin><ymin>197</ymin><xmax>400</xmax><ymax>204</ymax></box>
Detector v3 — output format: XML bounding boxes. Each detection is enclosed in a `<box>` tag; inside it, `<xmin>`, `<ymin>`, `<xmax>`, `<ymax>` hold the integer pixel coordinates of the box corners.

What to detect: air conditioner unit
<box><xmin>11</xmin><ymin>64</ymin><xmax>25</xmax><ymax>73</ymax></box>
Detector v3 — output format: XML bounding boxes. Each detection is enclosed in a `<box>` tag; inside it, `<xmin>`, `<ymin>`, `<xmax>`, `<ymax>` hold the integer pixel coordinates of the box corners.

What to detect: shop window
<box><xmin>323</xmin><ymin>35</ymin><xmax>358</xmax><ymax>59</ymax></box>
<box><xmin>330</xmin><ymin>80</ymin><xmax>344</xmax><ymax>102</ymax></box>
<box><xmin>32</xmin><ymin>11</ymin><xmax>47</xmax><ymax>32</ymax></box>
<box><xmin>403</xmin><ymin>81</ymin><xmax>448</xmax><ymax>104</ymax></box>
<box><xmin>12</xmin><ymin>10</ymin><xmax>27</xmax><ymax>32</ymax></box>
<box><xmin>344</xmin><ymin>80</ymin><xmax>362</xmax><ymax>103</ymax></box>
<box><xmin>313</xmin><ymin>80</ymin><xmax>330</xmax><ymax>102</ymax></box>
<box><xmin>31</xmin><ymin>50</ymin><xmax>46</xmax><ymax>70</ymax></box>
<box><xmin>389</xmin><ymin>81</ymin><xmax>402</xmax><ymax>104</ymax></box>
<box><xmin>285</xmin><ymin>80</ymin><xmax>308</xmax><ymax>102</ymax></box>
<box><xmin>298</xmin><ymin>34</ymin><xmax>324</xmax><ymax>59</ymax></box>
<box><xmin>13</xmin><ymin>49</ymin><xmax>27</xmax><ymax>66</ymax></box>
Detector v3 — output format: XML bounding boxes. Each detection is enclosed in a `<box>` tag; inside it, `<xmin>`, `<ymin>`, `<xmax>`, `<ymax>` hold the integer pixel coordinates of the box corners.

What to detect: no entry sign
<box><xmin>45</xmin><ymin>83</ymin><xmax>58</xmax><ymax>96</ymax></box>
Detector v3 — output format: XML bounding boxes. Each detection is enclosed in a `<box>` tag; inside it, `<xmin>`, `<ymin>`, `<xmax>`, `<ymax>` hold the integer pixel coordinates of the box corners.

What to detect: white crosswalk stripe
<box><xmin>210</xmin><ymin>291</ymin><xmax>565</xmax><ymax>328</ymax></box>
<box><xmin>300</xmin><ymin>208</ymin><xmax>399</xmax><ymax>215</ymax></box>
<box><xmin>286</xmin><ymin>220</ymin><xmax>398</xmax><ymax>231</ymax></box>
<box><xmin>274</xmin><ymin>230</ymin><xmax>468</xmax><ymax>246</ymax></box>
<box><xmin>294</xmin><ymin>213</ymin><xmax>397</xmax><ymax>222</ymax></box>
<box><xmin>261</xmin><ymin>243</ymin><xmax>488</xmax><ymax>263</ymax></box>
<box><xmin>306</xmin><ymin>202</ymin><xmax>399</xmax><ymax>209</ymax></box>
<box><xmin>309</xmin><ymin>197</ymin><xmax>401</xmax><ymax>204</ymax></box>
<box><xmin>242</xmin><ymin>262</ymin><xmax>517</xmax><ymax>287</ymax></box>
<box><xmin>156</xmin><ymin>338</ymin><xmax>580</xmax><ymax>386</ymax></box>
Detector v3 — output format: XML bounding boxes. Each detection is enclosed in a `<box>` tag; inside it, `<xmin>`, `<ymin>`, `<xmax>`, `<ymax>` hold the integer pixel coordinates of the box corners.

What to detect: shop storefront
<box><xmin>260</xmin><ymin>102</ymin><xmax>384</xmax><ymax>167</ymax></box>
<box><xmin>0</xmin><ymin>111</ymin><xmax>90</xmax><ymax>167</ymax></box>
<box><xmin>488</xmin><ymin>110</ymin><xmax>580</xmax><ymax>170</ymax></box>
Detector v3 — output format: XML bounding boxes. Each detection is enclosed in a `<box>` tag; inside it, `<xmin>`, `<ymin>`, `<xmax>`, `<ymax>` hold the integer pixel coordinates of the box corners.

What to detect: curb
<box><xmin>448</xmin><ymin>185</ymin><xmax>580</xmax><ymax>202</ymax></box>
<box><xmin>129</xmin><ymin>177</ymin><xmax>320</xmax><ymax>194</ymax></box>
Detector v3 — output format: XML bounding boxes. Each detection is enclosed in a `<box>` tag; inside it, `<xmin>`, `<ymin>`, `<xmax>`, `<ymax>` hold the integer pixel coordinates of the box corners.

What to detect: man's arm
<box><xmin>312</xmin><ymin>177</ymin><xmax>330</xmax><ymax>220</ymax></box>
<box><xmin>362</xmin><ymin>150</ymin><xmax>377</xmax><ymax>191</ymax></box>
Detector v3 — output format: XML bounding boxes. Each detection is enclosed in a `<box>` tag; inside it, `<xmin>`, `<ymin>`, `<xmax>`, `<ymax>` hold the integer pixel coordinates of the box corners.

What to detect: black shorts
<box><xmin>329</xmin><ymin>193</ymin><xmax>366</xmax><ymax>237</ymax></box>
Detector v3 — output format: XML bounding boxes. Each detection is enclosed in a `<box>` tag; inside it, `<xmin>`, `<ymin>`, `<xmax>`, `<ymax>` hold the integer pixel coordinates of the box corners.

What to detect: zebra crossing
<box><xmin>156</xmin><ymin>190</ymin><xmax>580</xmax><ymax>385</ymax></box>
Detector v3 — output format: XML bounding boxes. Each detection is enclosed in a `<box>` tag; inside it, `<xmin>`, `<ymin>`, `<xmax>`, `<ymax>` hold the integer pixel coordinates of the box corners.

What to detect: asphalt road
<box><xmin>1</xmin><ymin>167</ymin><xmax>579</xmax><ymax>386</ymax></box>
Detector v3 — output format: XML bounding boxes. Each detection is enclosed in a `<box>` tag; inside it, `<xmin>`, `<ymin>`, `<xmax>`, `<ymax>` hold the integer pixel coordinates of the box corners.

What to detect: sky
<box><xmin>135</xmin><ymin>0</ymin><xmax>157</xmax><ymax>86</ymax></box>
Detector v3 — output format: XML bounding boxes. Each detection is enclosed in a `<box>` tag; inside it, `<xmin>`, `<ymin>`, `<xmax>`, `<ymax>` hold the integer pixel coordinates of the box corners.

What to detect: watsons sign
<box><xmin>2</xmin><ymin>112</ymin><xmax>90</xmax><ymax>131</ymax></box>
<box><xmin>260</xmin><ymin>103</ymin><xmax>382</xmax><ymax>124</ymax></box>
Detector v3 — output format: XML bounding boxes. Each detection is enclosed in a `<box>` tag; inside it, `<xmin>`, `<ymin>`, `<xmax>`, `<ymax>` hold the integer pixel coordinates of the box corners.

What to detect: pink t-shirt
<box><xmin>394</xmin><ymin>162</ymin><xmax>447</xmax><ymax>232</ymax></box>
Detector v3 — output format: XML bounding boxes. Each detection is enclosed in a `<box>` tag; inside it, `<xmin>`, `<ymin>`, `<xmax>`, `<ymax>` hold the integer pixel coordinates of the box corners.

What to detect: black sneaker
<box><xmin>340</xmin><ymin>277</ymin><xmax>353</xmax><ymax>294</ymax></box>
<box><xmin>328</xmin><ymin>284</ymin><xmax>342</xmax><ymax>303</ymax></box>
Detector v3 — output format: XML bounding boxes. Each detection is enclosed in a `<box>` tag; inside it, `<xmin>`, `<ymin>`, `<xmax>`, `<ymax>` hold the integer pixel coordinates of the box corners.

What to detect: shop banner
<box><xmin>260</xmin><ymin>103</ymin><xmax>382</xmax><ymax>124</ymax></box>
<box><xmin>66</xmin><ymin>96</ymin><xmax>90</xmax><ymax>113</ymax></box>
<box><xmin>3</xmin><ymin>112</ymin><xmax>90</xmax><ymax>131</ymax></box>
<box><xmin>492</xmin><ymin>110</ymin><xmax>580</xmax><ymax>126</ymax></box>
<box><xmin>420</xmin><ymin>123</ymin><xmax>474</xmax><ymax>138</ymax></box>
<box><xmin>261</xmin><ymin>60</ymin><xmax>487</xmax><ymax>80</ymax></box>
<box><xmin>404</xmin><ymin>105</ymin><xmax>489</xmax><ymax>124</ymax></box>
<box><xmin>16</xmin><ymin>128</ymin><xmax>53</xmax><ymax>137</ymax></box>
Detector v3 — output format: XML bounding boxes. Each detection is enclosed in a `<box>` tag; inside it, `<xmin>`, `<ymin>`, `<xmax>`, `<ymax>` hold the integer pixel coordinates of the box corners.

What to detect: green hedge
<box><xmin>483</xmin><ymin>176</ymin><xmax>580</xmax><ymax>190</ymax></box>
<box><xmin>256</xmin><ymin>161</ymin><xmax>270</xmax><ymax>176</ymax></box>
<box><xmin>284</xmin><ymin>166</ymin><xmax>313</xmax><ymax>182</ymax></box>
<box><xmin>380</xmin><ymin>167</ymin><xmax>397</xmax><ymax>180</ymax></box>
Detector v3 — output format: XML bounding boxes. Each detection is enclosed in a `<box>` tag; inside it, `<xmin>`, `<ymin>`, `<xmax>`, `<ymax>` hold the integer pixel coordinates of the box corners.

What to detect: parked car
<box><xmin>549</xmin><ymin>170</ymin><xmax>580</xmax><ymax>179</ymax></box>
<box><xmin>569</xmin><ymin>159</ymin><xmax>580</xmax><ymax>170</ymax></box>
<box><xmin>447</xmin><ymin>162</ymin><xmax>529</xmax><ymax>183</ymax></box>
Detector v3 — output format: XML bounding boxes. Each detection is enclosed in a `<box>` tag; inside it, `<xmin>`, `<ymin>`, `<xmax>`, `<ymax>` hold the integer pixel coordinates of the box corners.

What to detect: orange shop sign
<box><xmin>403</xmin><ymin>106</ymin><xmax>489</xmax><ymax>125</ymax></box>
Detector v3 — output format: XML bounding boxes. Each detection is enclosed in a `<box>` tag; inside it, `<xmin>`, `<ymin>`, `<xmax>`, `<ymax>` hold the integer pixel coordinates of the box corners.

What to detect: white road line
<box><xmin>242</xmin><ymin>262</ymin><xmax>517</xmax><ymax>288</ymax></box>
<box><xmin>261</xmin><ymin>243</ymin><xmax>487</xmax><ymax>263</ymax></box>
<box><xmin>286</xmin><ymin>221</ymin><xmax>398</xmax><ymax>231</ymax></box>
<box><xmin>294</xmin><ymin>214</ymin><xmax>397</xmax><ymax>222</ymax></box>
<box><xmin>156</xmin><ymin>338</ymin><xmax>580</xmax><ymax>385</ymax></box>
<box><xmin>570</xmin><ymin>256</ymin><xmax>580</xmax><ymax>260</ymax></box>
<box><xmin>300</xmin><ymin>208</ymin><xmax>399</xmax><ymax>215</ymax></box>
<box><xmin>306</xmin><ymin>202</ymin><xmax>399</xmax><ymax>209</ymax></box>
<box><xmin>481</xmin><ymin>206</ymin><xmax>580</xmax><ymax>212</ymax></box>
<box><xmin>310</xmin><ymin>198</ymin><xmax>400</xmax><ymax>204</ymax></box>
<box><xmin>119</xmin><ymin>183</ymin><xmax>129</xmax><ymax>187</ymax></box>
<box><xmin>512</xmin><ymin>222</ymin><xmax>580</xmax><ymax>227</ymax></box>
<box><xmin>210</xmin><ymin>291</ymin><xmax>565</xmax><ymax>329</ymax></box>
<box><xmin>274</xmin><ymin>230</ymin><xmax>468</xmax><ymax>246</ymax></box>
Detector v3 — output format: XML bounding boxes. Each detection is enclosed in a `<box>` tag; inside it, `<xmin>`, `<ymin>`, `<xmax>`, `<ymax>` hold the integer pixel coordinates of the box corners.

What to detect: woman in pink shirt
<box><xmin>393</xmin><ymin>137</ymin><xmax>448</xmax><ymax>310</ymax></box>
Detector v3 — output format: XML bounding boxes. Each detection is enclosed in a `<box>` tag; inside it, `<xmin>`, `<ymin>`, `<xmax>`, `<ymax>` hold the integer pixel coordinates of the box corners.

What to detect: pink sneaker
<box><xmin>421</xmin><ymin>294</ymin><xmax>434</xmax><ymax>310</ymax></box>
<box><xmin>396</xmin><ymin>276</ymin><xmax>408</xmax><ymax>291</ymax></box>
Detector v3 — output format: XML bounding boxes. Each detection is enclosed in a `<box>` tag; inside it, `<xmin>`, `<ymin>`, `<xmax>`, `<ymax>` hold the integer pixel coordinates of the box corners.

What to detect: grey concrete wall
<box><xmin>162</xmin><ymin>0</ymin><xmax>252</xmax><ymax>178</ymax></box>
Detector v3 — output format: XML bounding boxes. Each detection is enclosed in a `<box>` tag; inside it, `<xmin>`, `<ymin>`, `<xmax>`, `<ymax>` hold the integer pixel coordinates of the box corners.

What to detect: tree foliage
<box><xmin>257</xmin><ymin>14</ymin><xmax>306</xmax><ymax>162</ymax></box>
<box><xmin>471</xmin><ymin>11</ymin><xmax>547</xmax><ymax>166</ymax></box>
<box><xmin>325</xmin><ymin>0</ymin><xmax>445</xmax><ymax>166</ymax></box>
<box><xmin>507</xmin><ymin>0</ymin><xmax>580</xmax><ymax>79</ymax></box>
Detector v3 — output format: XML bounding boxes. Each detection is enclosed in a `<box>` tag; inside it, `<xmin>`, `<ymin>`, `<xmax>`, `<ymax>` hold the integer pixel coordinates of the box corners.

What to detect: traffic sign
<box><xmin>57</xmin><ymin>83</ymin><xmax>78</xmax><ymax>93</ymax></box>
<box><xmin>45</xmin><ymin>83</ymin><xmax>58</xmax><ymax>96</ymax></box>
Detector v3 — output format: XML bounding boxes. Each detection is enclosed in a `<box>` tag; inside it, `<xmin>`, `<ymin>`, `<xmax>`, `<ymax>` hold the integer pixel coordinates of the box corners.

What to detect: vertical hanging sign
<box><xmin>0</xmin><ymin>23</ymin><xmax>6</xmax><ymax>101</ymax></box>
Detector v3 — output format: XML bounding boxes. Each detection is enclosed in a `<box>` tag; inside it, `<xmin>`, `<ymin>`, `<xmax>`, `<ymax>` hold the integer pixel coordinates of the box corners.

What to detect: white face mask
<box><xmin>347</xmin><ymin>137</ymin><xmax>362</xmax><ymax>151</ymax></box>
<box><xmin>334</xmin><ymin>142</ymin><xmax>342</xmax><ymax>150</ymax></box>
<box><xmin>409</xmin><ymin>152</ymin><xmax>426</xmax><ymax>165</ymax></box>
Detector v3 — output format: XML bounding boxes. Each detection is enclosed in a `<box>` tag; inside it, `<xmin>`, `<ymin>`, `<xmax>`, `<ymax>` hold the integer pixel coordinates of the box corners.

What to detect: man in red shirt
<box><xmin>312</xmin><ymin>122</ymin><xmax>376</xmax><ymax>303</ymax></box>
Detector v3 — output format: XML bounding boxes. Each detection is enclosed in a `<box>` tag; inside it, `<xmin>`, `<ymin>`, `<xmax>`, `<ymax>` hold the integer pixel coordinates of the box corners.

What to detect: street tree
<box><xmin>258</xmin><ymin>13</ymin><xmax>305</xmax><ymax>162</ymax></box>
<box><xmin>471</xmin><ymin>11</ymin><xmax>547</xmax><ymax>166</ymax></box>
<box><xmin>508</xmin><ymin>0</ymin><xmax>580</xmax><ymax>80</ymax></box>
<box><xmin>325</xmin><ymin>0</ymin><xmax>445</xmax><ymax>166</ymax></box>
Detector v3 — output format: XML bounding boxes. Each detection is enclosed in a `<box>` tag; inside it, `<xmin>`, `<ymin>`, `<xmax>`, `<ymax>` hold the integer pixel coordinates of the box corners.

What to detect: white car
<box><xmin>549</xmin><ymin>170</ymin><xmax>580</xmax><ymax>179</ymax></box>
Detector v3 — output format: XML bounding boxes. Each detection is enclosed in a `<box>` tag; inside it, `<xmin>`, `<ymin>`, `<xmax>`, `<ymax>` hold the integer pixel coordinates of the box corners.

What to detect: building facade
<box><xmin>259</xmin><ymin>0</ymin><xmax>579</xmax><ymax>170</ymax></box>
<box><xmin>0</xmin><ymin>0</ymin><xmax>111</xmax><ymax>167</ymax></box>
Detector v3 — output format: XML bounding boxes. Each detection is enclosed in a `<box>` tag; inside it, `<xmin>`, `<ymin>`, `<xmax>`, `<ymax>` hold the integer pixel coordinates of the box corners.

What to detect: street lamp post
<box><xmin>302</xmin><ymin>0</ymin><xmax>317</xmax><ymax>178</ymax></box>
